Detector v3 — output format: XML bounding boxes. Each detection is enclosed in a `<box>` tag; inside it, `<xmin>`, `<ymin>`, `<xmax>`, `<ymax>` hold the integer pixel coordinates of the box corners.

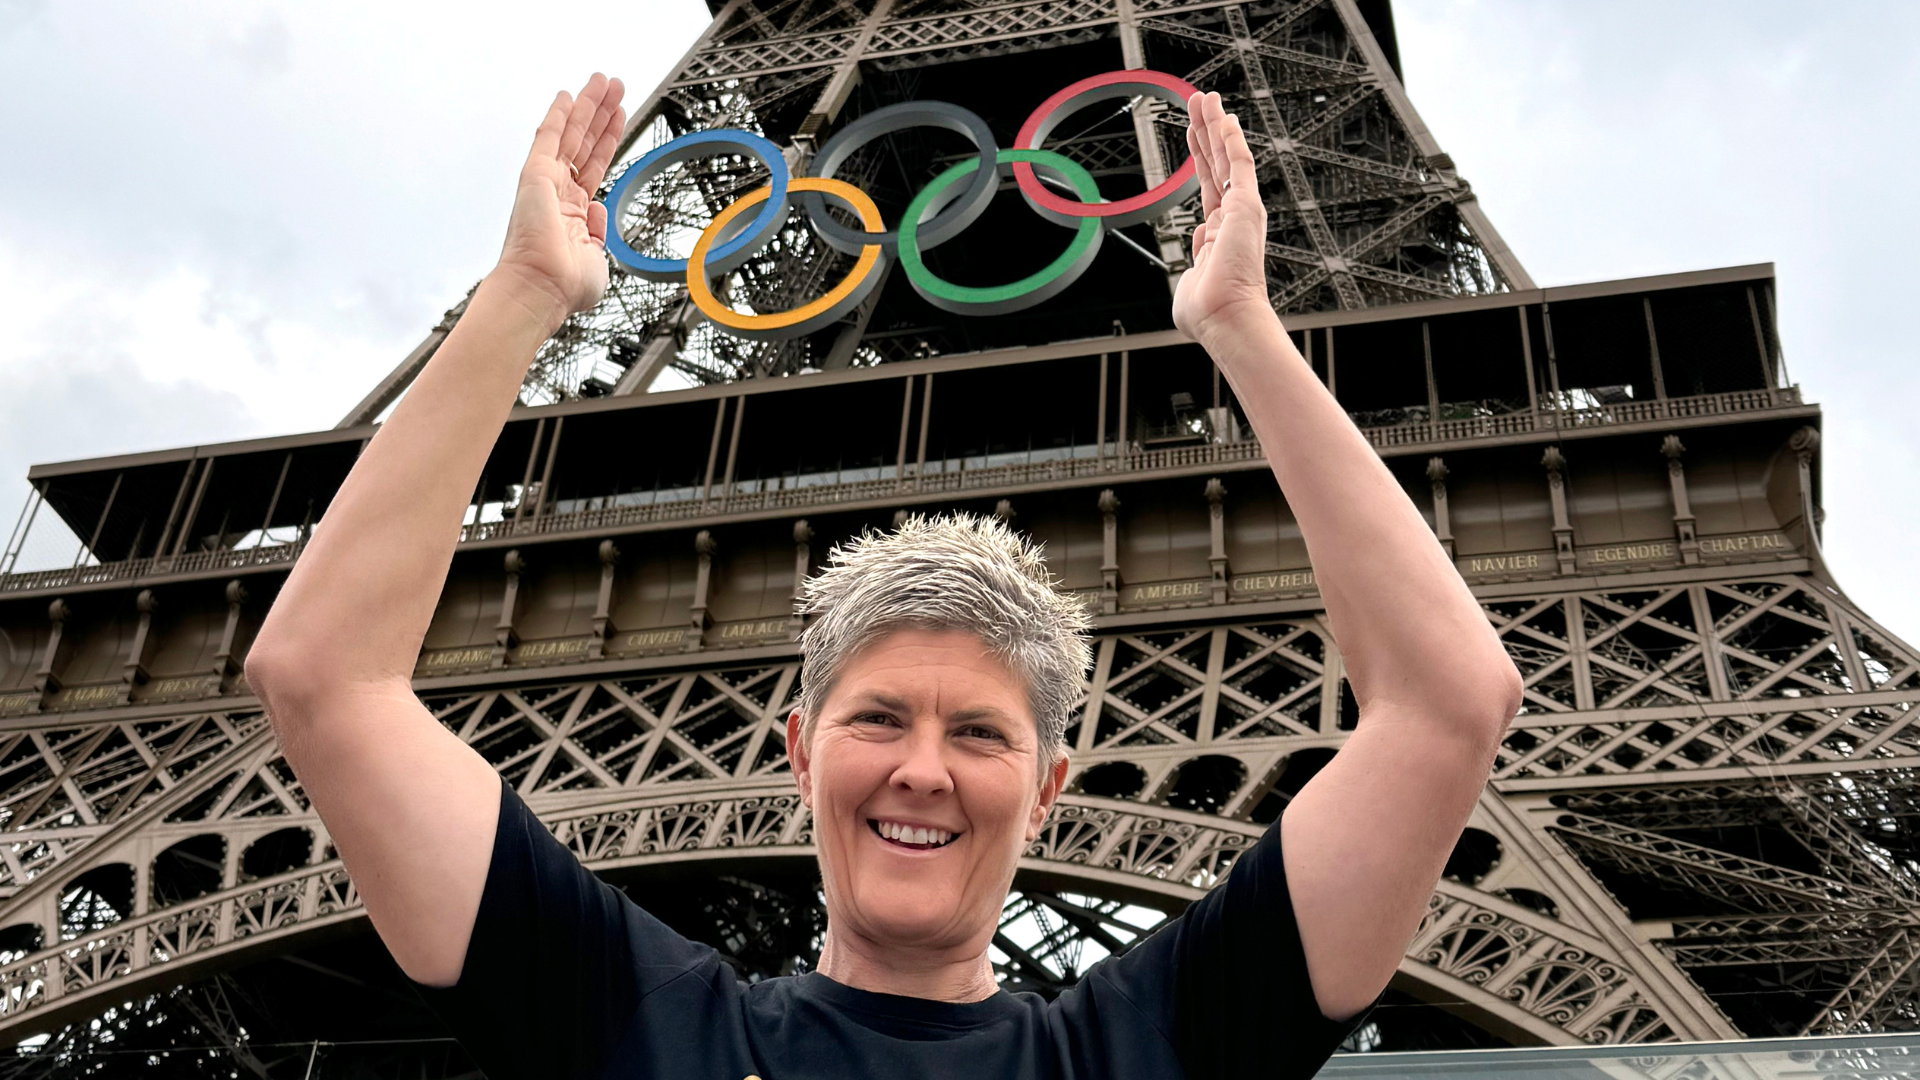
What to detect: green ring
<box><xmin>897</xmin><ymin>148</ymin><xmax>1105</xmax><ymax>316</ymax></box>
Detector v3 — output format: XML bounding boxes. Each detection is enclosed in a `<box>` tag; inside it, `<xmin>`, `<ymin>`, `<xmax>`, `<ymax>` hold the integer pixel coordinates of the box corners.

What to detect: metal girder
<box><xmin>1552</xmin><ymin>780</ymin><xmax>1920</xmax><ymax>907</ymax></box>
<box><xmin>1664</xmin><ymin>933</ymin><xmax>1901</xmax><ymax>969</ymax></box>
<box><xmin>1167</xmin><ymin>0</ymin><xmax>1328</xmax><ymax>87</ymax></box>
<box><xmin>992</xmin><ymin>890</ymin><xmax>1168</xmax><ymax>995</ymax></box>
<box><xmin>1660</xmin><ymin>910</ymin><xmax>1920</xmax><ymax>968</ymax></box>
<box><xmin>1282</xmin><ymin>141</ymin><xmax>1431</xmax><ymax>188</ymax></box>
<box><xmin>1548</xmin><ymin>812</ymin><xmax>1898</xmax><ymax>913</ymax></box>
<box><xmin>1220</xmin><ymin>5</ymin><xmax>1364</xmax><ymax>309</ymax></box>
<box><xmin>1779</xmin><ymin>782</ymin><xmax>1920</xmax><ymax>900</ymax></box>
<box><xmin>1290</xmin><ymin>81</ymin><xmax>1377</xmax><ymax>141</ymax></box>
<box><xmin>1133</xmin><ymin>15</ymin><xmax>1370</xmax><ymax>81</ymax></box>
<box><xmin>1803</xmin><ymin>930</ymin><xmax>1920</xmax><ymax>1035</ymax></box>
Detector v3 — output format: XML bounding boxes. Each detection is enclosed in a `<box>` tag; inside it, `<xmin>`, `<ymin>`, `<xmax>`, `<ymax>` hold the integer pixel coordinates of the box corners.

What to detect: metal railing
<box><xmin>0</xmin><ymin>540</ymin><xmax>308</xmax><ymax>595</ymax></box>
<box><xmin>0</xmin><ymin>386</ymin><xmax>1804</xmax><ymax>595</ymax></box>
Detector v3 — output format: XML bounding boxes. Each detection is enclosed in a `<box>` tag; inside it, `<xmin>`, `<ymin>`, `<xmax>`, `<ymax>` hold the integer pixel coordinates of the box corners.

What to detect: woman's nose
<box><xmin>889</xmin><ymin>725</ymin><xmax>954</xmax><ymax>796</ymax></box>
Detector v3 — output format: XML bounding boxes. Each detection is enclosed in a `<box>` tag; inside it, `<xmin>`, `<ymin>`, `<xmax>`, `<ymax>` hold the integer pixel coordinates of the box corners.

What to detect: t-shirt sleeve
<box><xmin>412</xmin><ymin>777</ymin><xmax>718</xmax><ymax>1080</ymax></box>
<box><xmin>1066</xmin><ymin>808</ymin><xmax>1376</xmax><ymax>1080</ymax></box>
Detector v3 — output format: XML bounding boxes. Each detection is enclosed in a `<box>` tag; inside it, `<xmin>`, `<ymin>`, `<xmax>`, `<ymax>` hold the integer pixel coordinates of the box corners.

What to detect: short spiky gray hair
<box><xmin>796</xmin><ymin>513</ymin><xmax>1093</xmax><ymax>763</ymax></box>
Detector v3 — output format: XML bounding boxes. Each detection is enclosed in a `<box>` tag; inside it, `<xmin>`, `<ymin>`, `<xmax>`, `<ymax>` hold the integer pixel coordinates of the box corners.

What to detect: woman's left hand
<box><xmin>1172</xmin><ymin>91</ymin><xmax>1272</xmax><ymax>346</ymax></box>
<box><xmin>492</xmin><ymin>73</ymin><xmax>627</xmax><ymax>328</ymax></box>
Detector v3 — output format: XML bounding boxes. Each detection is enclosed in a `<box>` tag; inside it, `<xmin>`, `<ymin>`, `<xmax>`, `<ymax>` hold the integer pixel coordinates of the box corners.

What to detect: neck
<box><xmin>813</xmin><ymin>924</ymin><xmax>1000</xmax><ymax>1003</ymax></box>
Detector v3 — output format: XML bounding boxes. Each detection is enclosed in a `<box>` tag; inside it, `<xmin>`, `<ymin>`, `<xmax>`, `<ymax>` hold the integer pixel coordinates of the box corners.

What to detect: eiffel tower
<box><xmin>0</xmin><ymin>0</ymin><xmax>1913</xmax><ymax>1072</ymax></box>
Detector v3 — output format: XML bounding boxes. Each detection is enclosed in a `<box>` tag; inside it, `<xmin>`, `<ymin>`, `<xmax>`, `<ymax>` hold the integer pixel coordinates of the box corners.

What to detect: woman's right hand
<box><xmin>491</xmin><ymin>73</ymin><xmax>627</xmax><ymax>329</ymax></box>
<box><xmin>1171</xmin><ymin>91</ymin><xmax>1273</xmax><ymax>348</ymax></box>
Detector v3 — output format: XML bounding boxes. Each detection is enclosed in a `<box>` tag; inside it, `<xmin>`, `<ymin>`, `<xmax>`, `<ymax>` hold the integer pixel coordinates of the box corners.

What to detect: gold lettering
<box><xmin>1127</xmin><ymin>581</ymin><xmax>1207</xmax><ymax>602</ymax></box>
<box><xmin>621</xmin><ymin>629</ymin><xmax>684</xmax><ymax>648</ymax></box>
<box><xmin>418</xmin><ymin>647</ymin><xmax>490</xmax><ymax>669</ymax></box>
<box><xmin>1700</xmin><ymin>533</ymin><xmax>1788</xmax><ymax>555</ymax></box>
<box><xmin>65</xmin><ymin>685</ymin><xmax>118</xmax><ymax>704</ymax></box>
<box><xmin>1231</xmin><ymin>571</ymin><xmax>1315</xmax><ymax>594</ymax></box>
<box><xmin>516</xmin><ymin>639</ymin><xmax>588</xmax><ymax>659</ymax></box>
<box><xmin>719</xmin><ymin>619</ymin><xmax>786</xmax><ymax>640</ymax></box>
<box><xmin>1464</xmin><ymin>553</ymin><xmax>1543</xmax><ymax>574</ymax></box>
<box><xmin>1584</xmin><ymin>541</ymin><xmax>1676</xmax><ymax>565</ymax></box>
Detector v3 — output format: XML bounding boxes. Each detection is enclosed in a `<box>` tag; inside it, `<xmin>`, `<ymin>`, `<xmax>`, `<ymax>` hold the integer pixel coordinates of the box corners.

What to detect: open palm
<box><xmin>494</xmin><ymin>74</ymin><xmax>628</xmax><ymax>325</ymax></box>
<box><xmin>1172</xmin><ymin>92</ymin><xmax>1270</xmax><ymax>344</ymax></box>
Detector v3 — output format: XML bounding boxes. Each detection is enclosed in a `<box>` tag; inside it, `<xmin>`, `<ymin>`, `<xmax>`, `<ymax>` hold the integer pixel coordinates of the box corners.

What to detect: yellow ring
<box><xmin>686</xmin><ymin>178</ymin><xmax>885</xmax><ymax>335</ymax></box>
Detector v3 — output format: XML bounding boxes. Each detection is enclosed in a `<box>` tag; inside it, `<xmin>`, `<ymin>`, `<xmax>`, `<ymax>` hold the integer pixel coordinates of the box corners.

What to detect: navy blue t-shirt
<box><xmin>416</xmin><ymin>780</ymin><xmax>1368</xmax><ymax>1080</ymax></box>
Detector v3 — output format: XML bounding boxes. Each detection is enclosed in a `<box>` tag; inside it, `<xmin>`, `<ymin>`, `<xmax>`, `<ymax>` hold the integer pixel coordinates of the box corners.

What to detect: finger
<box><xmin>1185</xmin><ymin>96</ymin><xmax>1220</xmax><ymax>218</ymax></box>
<box><xmin>1187</xmin><ymin>92</ymin><xmax>1218</xmax><ymax>185</ymax></box>
<box><xmin>556</xmin><ymin>72</ymin><xmax>608</xmax><ymax>166</ymax></box>
<box><xmin>580</xmin><ymin>102</ymin><xmax>627</xmax><ymax>191</ymax></box>
<box><xmin>592</xmin><ymin>78</ymin><xmax>626</xmax><ymax>141</ymax></box>
<box><xmin>529</xmin><ymin>91</ymin><xmax>572</xmax><ymax>165</ymax></box>
<box><xmin>556</xmin><ymin>73</ymin><xmax>610</xmax><ymax>167</ymax></box>
<box><xmin>587</xmin><ymin>200</ymin><xmax>609</xmax><ymax>245</ymax></box>
<box><xmin>1221</xmin><ymin>110</ymin><xmax>1259</xmax><ymax>202</ymax></box>
<box><xmin>1205</xmin><ymin>94</ymin><xmax>1234</xmax><ymax>196</ymax></box>
<box><xmin>575</xmin><ymin>77</ymin><xmax>624</xmax><ymax>177</ymax></box>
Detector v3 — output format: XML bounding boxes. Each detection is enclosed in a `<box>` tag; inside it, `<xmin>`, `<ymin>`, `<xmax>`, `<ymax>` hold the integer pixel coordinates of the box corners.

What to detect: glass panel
<box><xmin>1321</xmin><ymin>1034</ymin><xmax>1919</xmax><ymax>1080</ymax></box>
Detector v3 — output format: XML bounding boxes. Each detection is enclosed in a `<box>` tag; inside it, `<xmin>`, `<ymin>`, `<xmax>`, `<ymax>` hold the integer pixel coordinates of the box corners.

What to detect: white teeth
<box><xmin>874</xmin><ymin>820</ymin><xmax>956</xmax><ymax>846</ymax></box>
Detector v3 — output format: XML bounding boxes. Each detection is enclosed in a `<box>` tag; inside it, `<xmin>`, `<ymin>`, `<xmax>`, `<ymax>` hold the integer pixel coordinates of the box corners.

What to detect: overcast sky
<box><xmin>3</xmin><ymin>1</ymin><xmax>1917</xmax><ymax>641</ymax></box>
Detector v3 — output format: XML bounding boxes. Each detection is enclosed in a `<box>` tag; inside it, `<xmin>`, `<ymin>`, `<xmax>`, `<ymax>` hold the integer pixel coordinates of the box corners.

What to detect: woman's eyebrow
<box><xmin>847</xmin><ymin>691</ymin><xmax>913</xmax><ymax>713</ymax></box>
<box><xmin>948</xmin><ymin>707</ymin><xmax>1012</xmax><ymax>724</ymax></box>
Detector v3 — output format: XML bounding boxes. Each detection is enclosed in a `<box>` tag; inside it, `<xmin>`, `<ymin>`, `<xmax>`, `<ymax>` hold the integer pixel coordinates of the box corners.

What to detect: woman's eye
<box><xmin>854</xmin><ymin>713</ymin><xmax>897</xmax><ymax>726</ymax></box>
<box><xmin>960</xmin><ymin>725</ymin><xmax>1005</xmax><ymax>741</ymax></box>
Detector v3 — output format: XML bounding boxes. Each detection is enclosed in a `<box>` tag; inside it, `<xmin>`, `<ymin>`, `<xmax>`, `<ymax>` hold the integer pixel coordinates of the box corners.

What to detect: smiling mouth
<box><xmin>869</xmin><ymin>819</ymin><xmax>960</xmax><ymax>850</ymax></box>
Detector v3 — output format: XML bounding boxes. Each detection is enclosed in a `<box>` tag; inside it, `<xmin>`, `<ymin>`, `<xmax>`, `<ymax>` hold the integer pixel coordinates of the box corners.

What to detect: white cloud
<box><xmin>0</xmin><ymin>0</ymin><xmax>709</xmax><ymax>563</ymax></box>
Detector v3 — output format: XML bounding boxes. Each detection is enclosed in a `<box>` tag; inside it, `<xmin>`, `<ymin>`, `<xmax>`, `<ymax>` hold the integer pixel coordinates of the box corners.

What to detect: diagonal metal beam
<box><xmin>1221</xmin><ymin>5</ymin><xmax>1363</xmax><ymax>309</ymax></box>
<box><xmin>1800</xmin><ymin>929</ymin><xmax>1920</xmax><ymax>1034</ymax></box>
<box><xmin>1550</xmin><ymin>812</ymin><xmax>1899</xmax><ymax>913</ymax></box>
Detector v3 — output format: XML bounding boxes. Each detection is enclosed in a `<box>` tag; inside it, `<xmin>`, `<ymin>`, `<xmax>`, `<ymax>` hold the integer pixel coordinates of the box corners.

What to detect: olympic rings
<box><xmin>603</xmin><ymin>129</ymin><xmax>790</xmax><ymax>283</ymax></box>
<box><xmin>898</xmin><ymin>150</ymin><xmax>1103</xmax><ymax>316</ymax></box>
<box><xmin>686</xmin><ymin>178</ymin><xmax>886</xmax><ymax>341</ymax></box>
<box><xmin>600</xmin><ymin>69</ymin><xmax>1201</xmax><ymax>340</ymax></box>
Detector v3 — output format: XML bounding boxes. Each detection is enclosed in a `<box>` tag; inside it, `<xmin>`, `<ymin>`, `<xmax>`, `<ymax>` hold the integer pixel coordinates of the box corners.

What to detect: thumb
<box><xmin>587</xmin><ymin>201</ymin><xmax>609</xmax><ymax>244</ymax></box>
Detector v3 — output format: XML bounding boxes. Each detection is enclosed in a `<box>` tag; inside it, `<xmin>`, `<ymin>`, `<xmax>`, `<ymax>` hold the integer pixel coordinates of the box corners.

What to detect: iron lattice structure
<box><xmin>0</xmin><ymin>2</ymin><xmax>1914</xmax><ymax>1077</ymax></box>
<box><xmin>6</xmin><ymin>570</ymin><xmax>1920</xmax><ymax>1055</ymax></box>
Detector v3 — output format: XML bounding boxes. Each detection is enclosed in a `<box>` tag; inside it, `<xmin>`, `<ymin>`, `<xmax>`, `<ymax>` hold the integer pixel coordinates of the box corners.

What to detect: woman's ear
<box><xmin>786</xmin><ymin>709</ymin><xmax>812</xmax><ymax>809</ymax></box>
<box><xmin>1027</xmin><ymin>751</ymin><xmax>1070</xmax><ymax>842</ymax></box>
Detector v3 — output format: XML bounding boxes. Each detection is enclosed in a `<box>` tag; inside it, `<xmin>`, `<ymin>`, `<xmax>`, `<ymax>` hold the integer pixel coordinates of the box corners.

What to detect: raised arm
<box><xmin>1173</xmin><ymin>92</ymin><xmax>1524</xmax><ymax>1021</ymax></box>
<box><xmin>244</xmin><ymin>75</ymin><xmax>625</xmax><ymax>986</ymax></box>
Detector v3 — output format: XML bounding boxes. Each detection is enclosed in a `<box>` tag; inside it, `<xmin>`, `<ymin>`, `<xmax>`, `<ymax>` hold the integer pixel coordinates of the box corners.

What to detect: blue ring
<box><xmin>601</xmin><ymin>129</ymin><xmax>790</xmax><ymax>283</ymax></box>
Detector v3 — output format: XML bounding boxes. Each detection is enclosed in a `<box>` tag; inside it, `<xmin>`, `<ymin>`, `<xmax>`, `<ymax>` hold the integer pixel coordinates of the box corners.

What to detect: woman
<box><xmin>245</xmin><ymin>74</ymin><xmax>1523</xmax><ymax>1080</ymax></box>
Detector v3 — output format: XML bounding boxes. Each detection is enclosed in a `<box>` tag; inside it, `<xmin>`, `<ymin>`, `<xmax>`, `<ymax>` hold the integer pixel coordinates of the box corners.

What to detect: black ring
<box><xmin>799</xmin><ymin>101</ymin><xmax>1000</xmax><ymax>256</ymax></box>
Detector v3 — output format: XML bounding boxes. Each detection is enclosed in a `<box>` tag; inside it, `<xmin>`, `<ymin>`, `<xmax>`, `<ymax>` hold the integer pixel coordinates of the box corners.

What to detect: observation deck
<box><xmin>2</xmin><ymin>262</ymin><xmax>1804</xmax><ymax>613</ymax></box>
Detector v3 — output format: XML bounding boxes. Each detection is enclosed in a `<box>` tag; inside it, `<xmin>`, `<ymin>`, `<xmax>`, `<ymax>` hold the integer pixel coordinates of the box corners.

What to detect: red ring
<box><xmin>1012</xmin><ymin>70</ymin><xmax>1200</xmax><ymax>221</ymax></box>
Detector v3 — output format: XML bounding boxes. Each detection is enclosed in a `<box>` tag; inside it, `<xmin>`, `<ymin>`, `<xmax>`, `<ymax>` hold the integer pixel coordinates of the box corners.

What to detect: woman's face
<box><xmin>788</xmin><ymin>628</ymin><xmax>1068</xmax><ymax>960</ymax></box>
